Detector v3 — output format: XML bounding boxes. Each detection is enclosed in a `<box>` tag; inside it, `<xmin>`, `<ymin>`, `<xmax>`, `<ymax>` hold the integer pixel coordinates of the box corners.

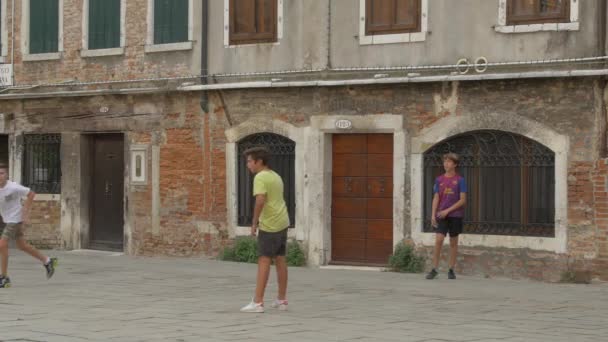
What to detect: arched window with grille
<box><xmin>423</xmin><ymin>130</ymin><xmax>555</xmax><ymax>237</ymax></box>
<box><xmin>237</xmin><ymin>133</ymin><xmax>295</xmax><ymax>227</ymax></box>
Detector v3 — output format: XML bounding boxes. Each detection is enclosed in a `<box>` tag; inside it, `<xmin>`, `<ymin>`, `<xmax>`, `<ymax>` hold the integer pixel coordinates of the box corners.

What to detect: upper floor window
<box><xmin>153</xmin><ymin>0</ymin><xmax>188</xmax><ymax>44</ymax></box>
<box><xmin>507</xmin><ymin>0</ymin><xmax>570</xmax><ymax>25</ymax></box>
<box><xmin>88</xmin><ymin>0</ymin><xmax>121</xmax><ymax>50</ymax></box>
<box><xmin>229</xmin><ymin>0</ymin><xmax>277</xmax><ymax>45</ymax></box>
<box><xmin>359</xmin><ymin>0</ymin><xmax>427</xmax><ymax>45</ymax></box>
<box><xmin>496</xmin><ymin>0</ymin><xmax>578</xmax><ymax>33</ymax></box>
<box><xmin>29</xmin><ymin>0</ymin><xmax>59</xmax><ymax>54</ymax></box>
<box><xmin>365</xmin><ymin>0</ymin><xmax>421</xmax><ymax>35</ymax></box>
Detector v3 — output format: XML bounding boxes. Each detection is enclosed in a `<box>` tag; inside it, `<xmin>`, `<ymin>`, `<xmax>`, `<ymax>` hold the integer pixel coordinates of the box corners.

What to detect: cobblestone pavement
<box><xmin>0</xmin><ymin>250</ymin><xmax>607</xmax><ymax>342</ymax></box>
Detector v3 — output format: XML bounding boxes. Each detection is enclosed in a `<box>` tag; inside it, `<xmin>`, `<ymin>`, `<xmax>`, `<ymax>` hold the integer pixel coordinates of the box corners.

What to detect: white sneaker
<box><xmin>240</xmin><ymin>300</ymin><xmax>264</xmax><ymax>313</ymax></box>
<box><xmin>271</xmin><ymin>299</ymin><xmax>288</xmax><ymax>311</ymax></box>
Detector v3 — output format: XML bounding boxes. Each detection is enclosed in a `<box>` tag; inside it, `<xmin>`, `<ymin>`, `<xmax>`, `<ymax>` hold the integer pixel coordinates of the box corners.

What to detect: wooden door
<box><xmin>90</xmin><ymin>134</ymin><xmax>124</xmax><ymax>251</ymax></box>
<box><xmin>331</xmin><ymin>134</ymin><xmax>393</xmax><ymax>265</ymax></box>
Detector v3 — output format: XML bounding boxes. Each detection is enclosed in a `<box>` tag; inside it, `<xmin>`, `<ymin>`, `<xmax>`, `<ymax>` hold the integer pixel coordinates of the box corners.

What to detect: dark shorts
<box><xmin>436</xmin><ymin>217</ymin><xmax>463</xmax><ymax>237</ymax></box>
<box><xmin>257</xmin><ymin>229</ymin><xmax>288</xmax><ymax>257</ymax></box>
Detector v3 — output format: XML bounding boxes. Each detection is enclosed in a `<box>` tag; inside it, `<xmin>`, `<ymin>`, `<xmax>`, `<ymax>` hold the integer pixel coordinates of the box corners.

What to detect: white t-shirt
<box><xmin>0</xmin><ymin>181</ymin><xmax>31</xmax><ymax>223</ymax></box>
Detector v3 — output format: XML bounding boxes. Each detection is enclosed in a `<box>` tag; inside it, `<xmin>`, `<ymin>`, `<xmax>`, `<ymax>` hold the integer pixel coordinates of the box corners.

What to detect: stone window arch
<box><xmin>423</xmin><ymin>130</ymin><xmax>555</xmax><ymax>237</ymax></box>
<box><xmin>237</xmin><ymin>132</ymin><xmax>296</xmax><ymax>227</ymax></box>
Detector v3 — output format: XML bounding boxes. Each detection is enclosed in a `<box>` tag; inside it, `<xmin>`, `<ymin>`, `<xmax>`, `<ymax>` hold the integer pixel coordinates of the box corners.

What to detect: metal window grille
<box><xmin>423</xmin><ymin>130</ymin><xmax>555</xmax><ymax>237</ymax></box>
<box><xmin>22</xmin><ymin>134</ymin><xmax>61</xmax><ymax>194</ymax></box>
<box><xmin>237</xmin><ymin>133</ymin><xmax>295</xmax><ymax>227</ymax></box>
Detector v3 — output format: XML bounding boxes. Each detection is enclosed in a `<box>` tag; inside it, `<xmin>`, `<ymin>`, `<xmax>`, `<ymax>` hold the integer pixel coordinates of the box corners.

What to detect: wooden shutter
<box><xmin>154</xmin><ymin>0</ymin><xmax>188</xmax><ymax>44</ymax></box>
<box><xmin>229</xmin><ymin>0</ymin><xmax>277</xmax><ymax>45</ymax></box>
<box><xmin>30</xmin><ymin>0</ymin><xmax>59</xmax><ymax>54</ymax></box>
<box><xmin>507</xmin><ymin>0</ymin><xmax>569</xmax><ymax>25</ymax></box>
<box><xmin>89</xmin><ymin>0</ymin><xmax>121</xmax><ymax>50</ymax></box>
<box><xmin>366</xmin><ymin>0</ymin><xmax>420</xmax><ymax>35</ymax></box>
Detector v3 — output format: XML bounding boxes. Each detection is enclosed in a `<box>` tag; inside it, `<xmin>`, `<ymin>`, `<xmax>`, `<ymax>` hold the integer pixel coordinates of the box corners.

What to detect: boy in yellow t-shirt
<box><xmin>240</xmin><ymin>147</ymin><xmax>290</xmax><ymax>313</ymax></box>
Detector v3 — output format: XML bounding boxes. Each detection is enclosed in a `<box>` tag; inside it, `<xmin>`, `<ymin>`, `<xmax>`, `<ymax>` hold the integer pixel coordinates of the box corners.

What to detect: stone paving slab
<box><xmin>0</xmin><ymin>250</ymin><xmax>607</xmax><ymax>342</ymax></box>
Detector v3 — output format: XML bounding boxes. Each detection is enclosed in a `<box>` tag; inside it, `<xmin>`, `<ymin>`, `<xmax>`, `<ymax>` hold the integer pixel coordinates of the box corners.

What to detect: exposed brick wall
<box><xmin>126</xmin><ymin>96</ymin><xmax>231</xmax><ymax>257</ymax></box>
<box><xmin>1</xmin><ymin>77</ymin><xmax>607</xmax><ymax>282</ymax></box>
<box><xmin>592</xmin><ymin>159</ymin><xmax>608</xmax><ymax>280</ymax></box>
<box><xmin>5</xmin><ymin>0</ymin><xmax>196</xmax><ymax>86</ymax></box>
<box><xmin>26</xmin><ymin>199</ymin><xmax>61</xmax><ymax>249</ymax></box>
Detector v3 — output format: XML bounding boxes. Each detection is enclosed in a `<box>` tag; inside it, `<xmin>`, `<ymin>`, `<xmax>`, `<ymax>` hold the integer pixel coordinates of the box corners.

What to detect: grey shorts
<box><xmin>257</xmin><ymin>229</ymin><xmax>288</xmax><ymax>257</ymax></box>
<box><xmin>0</xmin><ymin>222</ymin><xmax>24</xmax><ymax>240</ymax></box>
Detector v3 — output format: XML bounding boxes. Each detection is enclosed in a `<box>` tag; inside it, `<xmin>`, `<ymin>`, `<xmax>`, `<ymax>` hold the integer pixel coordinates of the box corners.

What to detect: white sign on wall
<box><xmin>335</xmin><ymin>119</ymin><xmax>353</xmax><ymax>130</ymax></box>
<box><xmin>0</xmin><ymin>64</ymin><xmax>12</xmax><ymax>87</ymax></box>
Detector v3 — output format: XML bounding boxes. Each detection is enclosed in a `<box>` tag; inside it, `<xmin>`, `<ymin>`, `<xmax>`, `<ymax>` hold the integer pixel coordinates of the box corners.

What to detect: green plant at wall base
<box><xmin>388</xmin><ymin>242</ymin><xmax>426</xmax><ymax>273</ymax></box>
<box><xmin>233</xmin><ymin>236</ymin><xmax>259</xmax><ymax>263</ymax></box>
<box><xmin>219</xmin><ymin>236</ymin><xmax>306</xmax><ymax>267</ymax></box>
<box><xmin>286</xmin><ymin>240</ymin><xmax>306</xmax><ymax>267</ymax></box>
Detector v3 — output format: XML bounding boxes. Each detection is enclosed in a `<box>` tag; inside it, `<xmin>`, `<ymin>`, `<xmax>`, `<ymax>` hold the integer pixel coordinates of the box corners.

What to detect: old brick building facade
<box><xmin>1</xmin><ymin>0</ymin><xmax>608</xmax><ymax>281</ymax></box>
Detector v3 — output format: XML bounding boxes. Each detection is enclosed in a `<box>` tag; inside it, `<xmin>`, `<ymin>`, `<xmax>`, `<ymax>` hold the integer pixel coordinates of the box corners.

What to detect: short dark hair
<box><xmin>0</xmin><ymin>164</ymin><xmax>8</xmax><ymax>171</ymax></box>
<box><xmin>443</xmin><ymin>153</ymin><xmax>460</xmax><ymax>166</ymax></box>
<box><xmin>244</xmin><ymin>147</ymin><xmax>270</xmax><ymax>166</ymax></box>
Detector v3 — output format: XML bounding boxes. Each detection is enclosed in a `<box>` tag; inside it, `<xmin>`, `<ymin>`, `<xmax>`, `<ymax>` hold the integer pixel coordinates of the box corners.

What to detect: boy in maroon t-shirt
<box><xmin>426</xmin><ymin>153</ymin><xmax>467</xmax><ymax>280</ymax></box>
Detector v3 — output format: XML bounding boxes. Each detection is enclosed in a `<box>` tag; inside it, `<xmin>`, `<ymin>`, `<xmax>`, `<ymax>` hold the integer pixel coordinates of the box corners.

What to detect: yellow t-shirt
<box><xmin>253</xmin><ymin>170</ymin><xmax>290</xmax><ymax>233</ymax></box>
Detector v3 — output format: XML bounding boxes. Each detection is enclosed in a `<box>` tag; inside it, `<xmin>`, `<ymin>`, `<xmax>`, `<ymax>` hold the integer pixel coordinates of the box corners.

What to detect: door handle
<box><xmin>379</xmin><ymin>178</ymin><xmax>386</xmax><ymax>193</ymax></box>
<box><xmin>105</xmin><ymin>181</ymin><xmax>112</xmax><ymax>197</ymax></box>
<box><xmin>345</xmin><ymin>177</ymin><xmax>352</xmax><ymax>193</ymax></box>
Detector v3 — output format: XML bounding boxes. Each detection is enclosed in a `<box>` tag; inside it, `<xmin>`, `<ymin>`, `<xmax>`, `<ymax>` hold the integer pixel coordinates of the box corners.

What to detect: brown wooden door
<box><xmin>90</xmin><ymin>134</ymin><xmax>124</xmax><ymax>251</ymax></box>
<box><xmin>332</xmin><ymin>134</ymin><xmax>393</xmax><ymax>265</ymax></box>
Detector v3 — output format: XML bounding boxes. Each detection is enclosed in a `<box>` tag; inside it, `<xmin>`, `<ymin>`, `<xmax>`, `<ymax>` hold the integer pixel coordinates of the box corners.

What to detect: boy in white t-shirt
<box><xmin>0</xmin><ymin>165</ymin><xmax>57</xmax><ymax>288</ymax></box>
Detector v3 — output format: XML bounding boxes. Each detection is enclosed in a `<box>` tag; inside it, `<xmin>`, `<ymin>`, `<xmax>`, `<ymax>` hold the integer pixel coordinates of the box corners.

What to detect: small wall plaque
<box><xmin>335</xmin><ymin>119</ymin><xmax>353</xmax><ymax>130</ymax></box>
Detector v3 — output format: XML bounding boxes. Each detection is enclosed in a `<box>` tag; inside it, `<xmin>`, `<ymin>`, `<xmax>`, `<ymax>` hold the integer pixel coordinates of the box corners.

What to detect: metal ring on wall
<box><xmin>456</xmin><ymin>58</ymin><xmax>470</xmax><ymax>74</ymax></box>
<box><xmin>474</xmin><ymin>56</ymin><xmax>488</xmax><ymax>73</ymax></box>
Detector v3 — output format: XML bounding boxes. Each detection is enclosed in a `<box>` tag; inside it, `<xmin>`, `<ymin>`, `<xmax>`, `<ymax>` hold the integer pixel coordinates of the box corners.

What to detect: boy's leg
<box><xmin>275</xmin><ymin>256</ymin><xmax>288</xmax><ymax>301</ymax></box>
<box><xmin>432</xmin><ymin>233</ymin><xmax>445</xmax><ymax>269</ymax></box>
<box><xmin>16</xmin><ymin>238</ymin><xmax>47</xmax><ymax>264</ymax></box>
<box><xmin>0</xmin><ymin>237</ymin><xmax>9</xmax><ymax>276</ymax></box>
<box><xmin>254</xmin><ymin>256</ymin><xmax>272</xmax><ymax>303</ymax></box>
<box><xmin>449</xmin><ymin>235</ymin><xmax>459</xmax><ymax>269</ymax></box>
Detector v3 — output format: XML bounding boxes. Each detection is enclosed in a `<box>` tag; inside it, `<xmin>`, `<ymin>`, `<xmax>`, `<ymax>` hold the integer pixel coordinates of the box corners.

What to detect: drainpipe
<box><xmin>11</xmin><ymin>0</ymin><xmax>15</xmax><ymax>86</ymax></box>
<box><xmin>326</xmin><ymin>0</ymin><xmax>331</xmax><ymax>69</ymax></box>
<box><xmin>599</xmin><ymin>0</ymin><xmax>607</xmax><ymax>56</ymax></box>
<box><xmin>600</xmin><ymin>0</ymin><xmax>608</xmax><ymax>157</ymax></box>
<box><xmin>199</xmin><ymin>0</ymin><xmax>209</xmax><ymax>113</ymax></box>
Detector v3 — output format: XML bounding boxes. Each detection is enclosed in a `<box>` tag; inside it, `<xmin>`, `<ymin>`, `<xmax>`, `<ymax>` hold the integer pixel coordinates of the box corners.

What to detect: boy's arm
<box><xmin>251</xmin><ymin>194</ymin><xmax>266</xmax><ymax>236</ymax></box>
<box><xmin>431</xmin><ymin>193</ymin><xmax>439</xmax><ymax>226</ymax></box>
<box><xmin>22</xmin><ymin>191</ymin><xmax>36</xmax><ymax>224</ymax></box>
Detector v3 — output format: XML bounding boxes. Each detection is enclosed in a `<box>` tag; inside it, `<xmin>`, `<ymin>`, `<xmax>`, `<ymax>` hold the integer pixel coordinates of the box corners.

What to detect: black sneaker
<box><xmin>0</xmin><ymin>276</ymin><xmax>11</xmax><ymax>288</ymax></box>
<box><xmin>44</xmin><ymin>258</ymin><xmax>58</xmax><ymax>279</ymax></box>
<box><xmin>426</xmin><ymin>269</ymin><xmax>438</xmax><ymax>280</ymax></box>
<box><xmin>448</xmin><ymin>268</ymin><xmax>456</xmax><ymax>280</ymax></box>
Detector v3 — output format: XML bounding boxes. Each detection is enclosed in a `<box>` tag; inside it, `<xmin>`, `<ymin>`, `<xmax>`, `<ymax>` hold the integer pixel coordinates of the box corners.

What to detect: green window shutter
<box><xmin>0</xmin><ymin>4</ymin><xmax>3</xmax><ymax>53</ymax></box>
<box><xmin>154</xmin><ymin>0</ymin><xmax>188</xmax><ymax>44</ymax></box>
<box><xmin>30</xmin><ymin>0</ymin><xmax>59</xmax><ymax>54</ymax></box>
<box><xmin>89</xmin><ymin>0</ymin><xmax>121</xmax><ymax>50</ymax></box>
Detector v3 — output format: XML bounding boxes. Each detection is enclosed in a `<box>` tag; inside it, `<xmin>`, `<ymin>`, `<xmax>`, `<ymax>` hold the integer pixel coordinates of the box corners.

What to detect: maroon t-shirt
<box><xmin>433</xmin><ymin>174</ymin><xmax>467</xmax><ymax>218</ymax></box>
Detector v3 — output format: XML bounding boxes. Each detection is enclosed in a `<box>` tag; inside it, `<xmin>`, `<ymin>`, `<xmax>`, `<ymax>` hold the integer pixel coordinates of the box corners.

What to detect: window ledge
<box><xmin>225</xmin><ymin>41</ymin><xmax>280</xmax><ymax>48</ymax></box>
<box><xmin>81</xmin><ymin>47</ymin><xmax>125</xmax><ymax>58</ymax></box>
<box><xmin>145</xmin><ymin>41</ymin><xmax>193</xmax><ymax>53</ymax></box>
<box><xmin>359</xmin><ymin>31</ymin><xmax>426</xmax><ymax>45</ymax></box>
<box><xmin>34</xmin><ymin>194</ymin><xmax>61</xmax><ymax>201</ymax></box>
<box><xmin>23</xmin><ymin>52</ymin><xmax>62</xmax><ymax>62</ymax></box>
<box><xmin>495</xmin><ymin>22</ymin><xmax>579</xmax><ymax>33</ymax></box>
